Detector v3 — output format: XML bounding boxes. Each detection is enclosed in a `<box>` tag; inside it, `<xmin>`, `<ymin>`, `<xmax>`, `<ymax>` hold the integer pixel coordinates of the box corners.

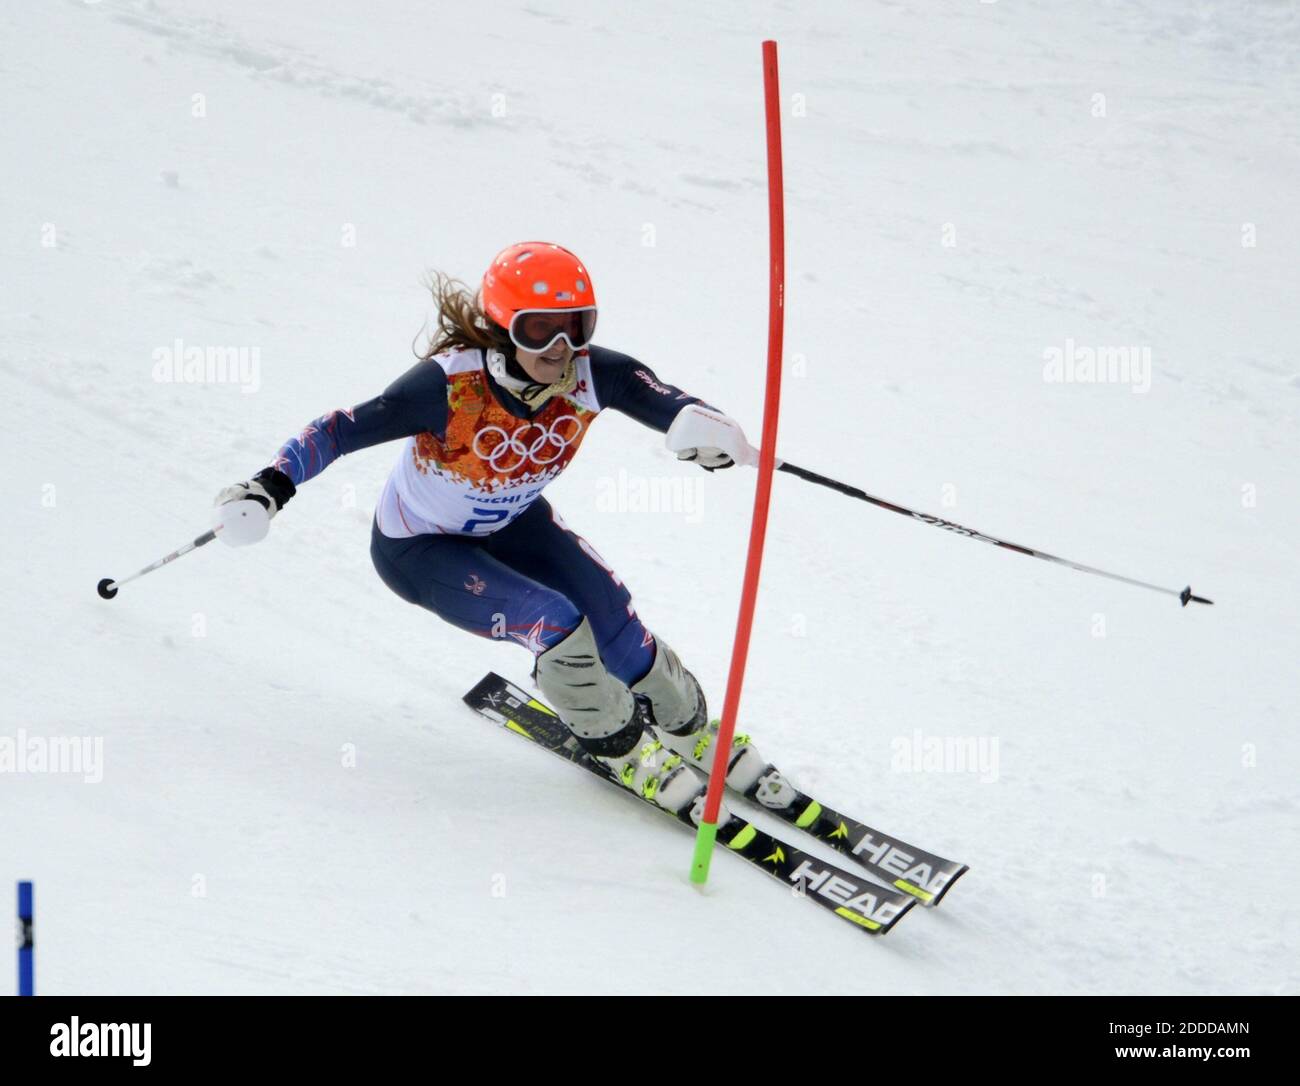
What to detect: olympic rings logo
<box><xmin>472</xmin><ymin>415</ymin><xmax>584</xmax><ymax>472</ymax></box>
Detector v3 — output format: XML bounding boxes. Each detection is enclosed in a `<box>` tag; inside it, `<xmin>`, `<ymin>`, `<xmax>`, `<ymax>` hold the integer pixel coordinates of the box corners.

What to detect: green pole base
<box><xmin>690</xmin><ymin>820</ymin><xmax>720</xmax><ymax>885</ymax></box>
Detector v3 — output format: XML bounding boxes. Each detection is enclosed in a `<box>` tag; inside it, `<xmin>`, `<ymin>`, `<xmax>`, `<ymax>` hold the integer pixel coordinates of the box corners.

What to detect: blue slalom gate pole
<box><xmin>18</xmin><ymin>881</ymin><xmax>33</xmax><ymax>997</ymax></box>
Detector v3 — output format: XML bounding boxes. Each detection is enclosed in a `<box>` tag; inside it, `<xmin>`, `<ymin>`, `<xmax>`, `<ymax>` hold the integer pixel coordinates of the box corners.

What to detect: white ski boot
<box><xmin>668</xmin><ymin>721</ymin><xmax>800</xmax><ymax>812</ymax></box>
<box><xmin>535</xmin><ymin>620</ymin><xmax>707</xmax><ymax>816</ymax></box>
<box><xmin>633</xmin><ymin>638</ymin><xmax>796</xmax><ymax>810</ymax></box>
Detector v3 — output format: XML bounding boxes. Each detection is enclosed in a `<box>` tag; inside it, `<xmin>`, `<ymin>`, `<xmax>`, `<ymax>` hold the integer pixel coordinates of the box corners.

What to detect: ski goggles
<box><xmin>508</xmin><ymin>307</ymin><xmax>597</xmax><ymax>354</ymax></box>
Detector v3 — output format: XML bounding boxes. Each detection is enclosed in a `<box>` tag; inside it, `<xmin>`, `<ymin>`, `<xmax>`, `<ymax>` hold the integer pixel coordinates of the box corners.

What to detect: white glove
<box><xmin>665</xmin><ymin>404</ymin><xmax>756</xmax><ymax>471</ymax></box>
<box><xmin>213</xmin><ymin>468</ymin><xmax>295</xmax><ymax>547</ymax></box>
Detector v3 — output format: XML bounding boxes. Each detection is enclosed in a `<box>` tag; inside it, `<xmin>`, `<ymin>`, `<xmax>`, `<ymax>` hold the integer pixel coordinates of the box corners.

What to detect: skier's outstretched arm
<box><xmin>589</xmin><ymin>346</ymin><xmax>739</xmax><ymax>471</ymax></box>
<box><xmin>214</xmin><ymin>359</ymin><xmax>450</xmax><ymax>538</ymax></box>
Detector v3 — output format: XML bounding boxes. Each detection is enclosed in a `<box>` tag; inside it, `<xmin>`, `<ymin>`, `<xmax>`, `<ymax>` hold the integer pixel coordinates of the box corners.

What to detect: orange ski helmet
<box><xmin>481</xmin><ymin>241</ymin><xmax>597</xmax><ymax>353</ymax></box>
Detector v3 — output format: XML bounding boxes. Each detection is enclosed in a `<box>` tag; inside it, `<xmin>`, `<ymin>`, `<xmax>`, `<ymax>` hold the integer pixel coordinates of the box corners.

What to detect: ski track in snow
<box><xmin>1</xmin><ymin>0</ymin><xmax>1297</xmax><ymax>994</ymax></box>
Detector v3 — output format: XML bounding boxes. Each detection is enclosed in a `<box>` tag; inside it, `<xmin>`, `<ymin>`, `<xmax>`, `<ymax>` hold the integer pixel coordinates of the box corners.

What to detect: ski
<box><xmin>467</xmin><ymin>671</ymin><xmax>967</xmax><ymax>907</ymax></box>
<box><xmin>670</xmin><ymin>721</ymin><xmax>967</xmax><ymax>905</ymax></box>
<box><xmin>463</xmin><ymin>672</ymin><xmax>916</xmax><ymax>937</ymax></box>
<box><xmin>746</xmin><ymin>776</ymin><xmax>968</xmax><ymax>906</ymax></box>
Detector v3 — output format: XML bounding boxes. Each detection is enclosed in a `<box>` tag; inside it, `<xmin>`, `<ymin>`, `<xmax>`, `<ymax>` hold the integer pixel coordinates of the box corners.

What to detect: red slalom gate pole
<box><xmin>691</xmin><ymin>40</ymin><xmax>785</xmax><ymax>884</ymax></box>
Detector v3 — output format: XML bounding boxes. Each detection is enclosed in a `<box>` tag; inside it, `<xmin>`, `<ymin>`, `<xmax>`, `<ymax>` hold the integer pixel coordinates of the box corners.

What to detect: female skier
<box><xmin>215</xmin><ymin>242</ymin><xmax>782</xmax><ymax>821</ymax></box>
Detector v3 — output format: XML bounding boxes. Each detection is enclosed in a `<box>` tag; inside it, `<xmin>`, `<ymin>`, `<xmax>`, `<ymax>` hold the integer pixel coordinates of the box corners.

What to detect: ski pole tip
<box><xmin>1180</xmin><ymin>586</ymin><xmax>1213</xmax><ymax>607</ymax></box>
<box><xmin>97</xmin><ymin>577</ymin><xmax>119</xmax><ymax>600</ymax></box>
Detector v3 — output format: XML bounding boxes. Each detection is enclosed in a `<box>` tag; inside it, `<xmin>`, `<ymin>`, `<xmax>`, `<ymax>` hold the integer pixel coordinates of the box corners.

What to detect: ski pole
<box><xmin>773</xmin><ymin>459</ymin><xmax>1213</xmax><ymax>606</ymax></box>
<box><xmin>97</xmin><ymin>526</ymin><xmax>222</xmax><ymax>600</ymax></box>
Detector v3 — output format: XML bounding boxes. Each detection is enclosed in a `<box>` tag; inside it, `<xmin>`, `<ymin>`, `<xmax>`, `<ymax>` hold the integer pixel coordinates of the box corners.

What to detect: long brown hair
<box><xmin>416</xmin><ymin>271</ymin><xmax>512</xmax><ymax>360</ymax></box>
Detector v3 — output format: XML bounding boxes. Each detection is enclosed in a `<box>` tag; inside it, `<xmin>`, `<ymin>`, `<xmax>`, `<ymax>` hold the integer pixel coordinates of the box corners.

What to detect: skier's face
<box><xmin>514</xmin><ymin>340</ymin><xmax>573</xmax><ymax>384</ymax></box>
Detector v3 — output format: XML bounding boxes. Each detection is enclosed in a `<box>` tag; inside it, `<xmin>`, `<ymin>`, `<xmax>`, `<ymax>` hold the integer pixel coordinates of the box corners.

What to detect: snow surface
<box><xmin>2</xmin><ymin>0</ymin><xmax>1297</xmax><ymax>995</ymax></box>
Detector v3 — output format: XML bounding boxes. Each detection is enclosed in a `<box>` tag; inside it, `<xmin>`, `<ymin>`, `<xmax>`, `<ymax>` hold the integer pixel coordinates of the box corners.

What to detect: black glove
<box><xmin>675</xmin><ymin>448</ymin><xmax>735</xmax><ymax>472</ymax></box>
<box><xmin>215</xmin><ymin>467</ymin><xmax>296</xmax><ymax>512</ymax></box>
